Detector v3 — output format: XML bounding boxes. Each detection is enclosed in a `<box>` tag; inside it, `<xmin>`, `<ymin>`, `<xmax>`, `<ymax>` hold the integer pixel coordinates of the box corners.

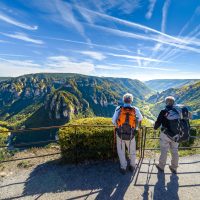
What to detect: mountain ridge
<box><xmin>145</xmin><ymin>79</ymin><xmax>199</xmax><ymax>91</ymax></box>
<box><xmin>0</xmin><ymin>73</ymin><xmax>153</xmax><ymax>128</ymax></box>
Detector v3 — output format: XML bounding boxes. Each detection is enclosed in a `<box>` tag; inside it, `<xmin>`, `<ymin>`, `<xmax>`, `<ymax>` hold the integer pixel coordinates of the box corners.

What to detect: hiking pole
<box><xmin>137</xmin><ymin>128</ymin><xmax>141</xmax><ymax>153</ymax></box>
<box><xmin>113</xmin><ymin>127</ymin><xmax>116</xmax><ymax>161</ymax></box>
<box><xmin>153</xmin><ymin>129</ymin><xmax>156</xmax><ymax>162</ymax></box>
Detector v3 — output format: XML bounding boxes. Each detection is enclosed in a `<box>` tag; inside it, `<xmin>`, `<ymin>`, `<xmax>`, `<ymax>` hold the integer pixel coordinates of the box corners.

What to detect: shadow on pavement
<box><xmin>143</xmin><ymin>171</ymin><xmax>179</xmax><ymax>200</ymax></box>
<box><xmin>140</xmin><ymin>159</ymin><xmax>180</xmax><ymax>200</ymax></box>
<box><xmin>21</xmin><ymin>160</ymin><xmax>135</xmax><ymax>200</ymax></box>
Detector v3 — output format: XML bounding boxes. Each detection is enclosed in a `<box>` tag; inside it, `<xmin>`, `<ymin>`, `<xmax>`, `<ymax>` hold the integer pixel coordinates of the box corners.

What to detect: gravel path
<box><xmin>0</xmin><ymin>154</ymin><xmax>200</xmax><ymax>200</ymax></box>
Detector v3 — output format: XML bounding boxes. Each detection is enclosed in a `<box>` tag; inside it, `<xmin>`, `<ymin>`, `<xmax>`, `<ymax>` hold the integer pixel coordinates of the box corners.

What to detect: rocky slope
<box><xmin>0</xmin><ymin>73</ymin><xmax>152</xmax><ymax>128</ymax></box>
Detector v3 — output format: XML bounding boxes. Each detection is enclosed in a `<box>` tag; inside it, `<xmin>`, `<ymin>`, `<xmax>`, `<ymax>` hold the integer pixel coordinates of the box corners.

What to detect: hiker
<box><xmin>112</xmin><ymin>93</ymin><xmax>143</xmax><ymax>174</ymax></box>
<box><xmin>154</xmin><ymin>96</ymin><xmax>190</xmax><ymax>174</ymax></box>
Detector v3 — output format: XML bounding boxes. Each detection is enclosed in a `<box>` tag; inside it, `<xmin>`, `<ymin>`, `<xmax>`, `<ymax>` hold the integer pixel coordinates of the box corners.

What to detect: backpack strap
<box><xmin>172</xmin><ymin>108</ymin><xmax>180</xmax><ymax>115</ymax></box>
<box><xmin>118</xmin><ymin>105</ymin><xmax>135</xmax><ymax>112</ymax></box>
<box><xmin>116</xmin><ymin>106</ymin><xmax>122</xmax><ymax>111</ymax></box>
<box><xmin>164</xmin><ymin>107</ymin><xmax>180</xmax><ymax>117</ymax></box>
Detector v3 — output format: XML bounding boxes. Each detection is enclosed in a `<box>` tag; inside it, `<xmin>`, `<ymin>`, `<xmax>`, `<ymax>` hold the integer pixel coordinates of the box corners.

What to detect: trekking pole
<box><xmin>113</xmin><ymin>127</ymin><xmax>116</xmax><ymax>161</ymax></box>
<box><xmin>152</xmin><ymin>129</ymin><xmax>156</xmax><ymax>165</ymax></box>
<box><xmin>138</xmin><ymin>128</ymin><xmax>141</xmax><ymax>153</ymax></box>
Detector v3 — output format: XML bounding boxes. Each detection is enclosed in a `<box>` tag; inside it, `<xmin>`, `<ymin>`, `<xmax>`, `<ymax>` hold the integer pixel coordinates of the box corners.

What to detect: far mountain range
<box><xmin>145</xmin><ymin>79</ymin><xmax>200</xmax><ymax>91</ymax></box>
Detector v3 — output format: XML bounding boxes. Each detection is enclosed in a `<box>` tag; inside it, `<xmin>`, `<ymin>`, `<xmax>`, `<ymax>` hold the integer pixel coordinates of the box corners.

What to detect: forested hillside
<box><xmin>1</xmin><ymin>73</ymin><xmax>200</xmax><ymax>129</ymax></box>
<box><xmin>0</xmin><ymin>73</ymin><xmax>152</xmax><ymax>128</ymax></box>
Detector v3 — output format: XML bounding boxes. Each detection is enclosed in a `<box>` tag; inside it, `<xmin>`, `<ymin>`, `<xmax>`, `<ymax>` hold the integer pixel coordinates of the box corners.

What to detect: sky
<box><xmin>0</xmin><ymin>0</ymin><xmax>200</xmax><ymax>80</ymax></box>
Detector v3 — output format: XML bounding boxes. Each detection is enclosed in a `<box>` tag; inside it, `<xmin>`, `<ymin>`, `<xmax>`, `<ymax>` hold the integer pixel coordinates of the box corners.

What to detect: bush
<box><xmin>59</xmin><ymin>117</ymin><xmax>154</xmax><ymax>163</ymax></box>
<box><xmin>0</xmin><ymin>127</ymin><xmax>9</xmax><ymax>146</ymax></box>
<box><xmin>59</xmin><ymin>117</ymin><xmax>115</xmax><ymax>163</ymax></box>
<box><xmin>0</xmin><ymin>126</ymin><xmax>11</xmax><ymax>161</ymax></box>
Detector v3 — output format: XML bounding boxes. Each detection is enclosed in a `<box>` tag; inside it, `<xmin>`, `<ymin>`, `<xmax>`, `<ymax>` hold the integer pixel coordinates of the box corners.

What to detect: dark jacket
<box><xmin>154</xmin><ymin>106</ymin><xmax>173</xmax><ymax>130</ymax></box>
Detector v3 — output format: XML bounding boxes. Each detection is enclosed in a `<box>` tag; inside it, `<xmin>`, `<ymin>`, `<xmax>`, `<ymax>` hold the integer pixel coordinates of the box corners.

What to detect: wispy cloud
<box><xmin>179</xmin><ymin>6</ymin><xmax>200</xmax><ymax>36</ymax></box>
<box><xmin>54</xmin><ymin>1</ymin><xmax>84</xmax><ymax>36</ymax></box>
<box><xmin>75</xmin><ymin>2</ymin><xmax>94</xmax><ymax>24</ymax></box>
<box><xmin>77</xmin><ymin>6</ymin><xmax>185</xmax><ymax>44</ymax></box>
<box><xmin>53</xmin><ymin>0</ymin><xmax>92</xmax><ymax>43</ymax></box>
<box><xmin>27</xmin><ymin>35</ymin><xmax>132</xmax><ymax>52</ymax></box>
<box><xmin>146</xmin><ymin>0</ymin><xmax>157</xmax><ymax>19</ymax></box>
<box><xmin>0</xmin><ymin>56</ymin><xmax>95</xmax><ymax>76</ymax></box>
<box><xmin>84</xmin><ymin>0</ymin><xmax>141</xmax><ymax>15</ymax></box>
<box><xmin>80</xmin><ymin>51</ymin><xmax>106</xmax><ymax>60</ymax></box>
<box><xmin>1</xmin><ymin>32</ymin><xmax>44</xmax><ymax>44</ymax></box>
<box><xmin>137</xmin><ymin>71</ymin><xmax>200</xmax><ymax>80</ymax></box>
<box><xmin>109</xmin><ymin>63</ymin><xmax>179</xmax><ymax>71</ymax></box>
<box><xmin>46</xmin><ymin>56</ymin><xmax>95</xmax><ymax>74</ymax></box>
<box><xmin>136</xmin><ymin>49</ymin><xmax>142</xmax><ymax>67</ymax></box>
<box><xmin>155</xmin><ymin>6</ymin><xmax>200</xmax><ymax>64</ymax></box>
<box><xmin>161</xmin><ymin>0</ymin><xmax>170</xmax><ymax>33</ymax></box>
<box><xmin>106</xmin><ymin>0</ymin><xmax>141</xmax><ymax>14</ymax></box>
<box><xmin>27</xmin><ymin>2</ymin><xmax>200</xmax><ymax>53</ymax></box>
<box><xmin>0</xmin><ymin>54</ymin><xmax>29</xmax><ymax>57</ymax></box>
<box><xmin>0</xmin><ymin>57</ymin><xmax>40</xmax><ymax>67</ymax></box>
<box><xmin>144</xmin><ymin>0</ymin><xmax>170</xmax><ymax>68</ymax></box>
<box><xmin>76</xmin><ymin>4</ymin><xmax>200</xmax><ymax>59</ymax></box>
<box><xmin>108</xmin><ymin>53</ymin><xmax>165</xmax><ymax>62</ymax></box>
<box><xmin>76</xmin><ymin>5</ymin><xmax>200</xmax><ymax>54</ymax></box>
<box><xmin>0</xmin><ymin>57</ymin><xmax>46</xmax><ymax>77</ymax></box>
<box><xmin>0</xmin><ymin>57</ymin><xmax>42</xmax><ymax>76</ymax></box>
<box><xmin>96</xmin><ymin>70</ymin><xmax>200</xmax><ymax>81</ymax></box>
<box><xmin>0</xmin><ymin>12</ymin><xmax>38</xmax><ymax>30</ymax></box>
<box><xmin>28</xmin><ymin>0</ymin><xmax>90</xmax><ymax>42</ymax></box>
<box><xmin>91</xmin><ymin>24</ymin><xmax>200</xmax><ymax>54</ymax></box>
<box><xmin>95</xmin><ymin>65</ymin><xmax>122</xmax><ymax>70</ymax></box>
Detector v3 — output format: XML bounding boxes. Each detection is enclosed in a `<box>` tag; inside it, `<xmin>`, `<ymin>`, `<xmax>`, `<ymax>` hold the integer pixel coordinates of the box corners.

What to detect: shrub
<box><xmin>59</xmin><ymin>117</ymin><xmax>115</xmax><ymax>163</ymax></box>
<box><xmin>0</xmin><ymin>127</ymin><xmax>9</xmax><ymax>146</ymax></box>
<box><xmin>0</xmin><ymin>126</ymin><xmax>11</xmax><ymax>161</ymax></box>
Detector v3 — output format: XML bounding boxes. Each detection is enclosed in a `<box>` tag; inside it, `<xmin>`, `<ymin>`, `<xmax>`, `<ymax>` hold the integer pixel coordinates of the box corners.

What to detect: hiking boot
<box><xmin>155</xmin><ymin>164</ymin><xmax>164</xmax><ymax>172</ymax></box>
<box><xmin>120</xmin><ymin>168</ymin><xmax>126</xmax><ymax>175</ymax></box>
<box><xmin>128</xmin><ymin>165</ymin><xmax>135</xmax><ymax>172</ymax></box>
<box><xmin>169</xmin><ymin>166</ymin><xmax>177</xmax><ymax>174</ymax></box>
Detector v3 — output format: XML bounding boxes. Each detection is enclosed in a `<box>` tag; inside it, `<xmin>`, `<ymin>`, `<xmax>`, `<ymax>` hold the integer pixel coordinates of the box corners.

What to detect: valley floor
<box><xmin>0</xmin><ymin>150</ymin><xmax>200</xmax><ymax>200</ymax></box>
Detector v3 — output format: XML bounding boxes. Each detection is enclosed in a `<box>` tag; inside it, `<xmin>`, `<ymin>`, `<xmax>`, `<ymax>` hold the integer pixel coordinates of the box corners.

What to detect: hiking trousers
<box><xmin>158</xmin><ymin>132</ymin><xmax>179</xmax><ymax>170</ymax></box>
<box><xmin>116</xmin><ymin>135</ymin><xmax>136</xmax><ymax>170</ymax></box>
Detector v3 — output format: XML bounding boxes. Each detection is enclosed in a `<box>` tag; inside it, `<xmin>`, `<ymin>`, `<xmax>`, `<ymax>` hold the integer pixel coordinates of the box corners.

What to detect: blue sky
<box><xmin>0</xmin><ymin>0</ymin><xmax>200</xmax><ymax>80</ymax></box>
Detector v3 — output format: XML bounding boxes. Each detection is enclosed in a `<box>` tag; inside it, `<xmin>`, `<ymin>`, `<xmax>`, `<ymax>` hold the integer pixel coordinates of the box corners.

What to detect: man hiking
<box><xmin>154</xmin><ymin>96</ymin><xmax>190</xmax><ymax>174</ymax></box>
<box><xmin>112</xmin><ymin>93</ymin><xmax>143</xmax><ymax>174</ymax></box>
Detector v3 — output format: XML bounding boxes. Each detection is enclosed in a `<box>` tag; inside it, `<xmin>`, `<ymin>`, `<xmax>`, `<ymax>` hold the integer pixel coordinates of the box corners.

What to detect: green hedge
<box><xmin>0</xmin><ymin>126</ymin><xmax>10</xmax><ymax>161</ymax></box>
<box><xmin>59</xmin><ymin>117</ymin><xmax>115</xmax><ymax>163</ymax></box>
<box><xmin>0</xmin><ymin>127</ymin><xmax>9</xmax><ymax>146</ymax></box>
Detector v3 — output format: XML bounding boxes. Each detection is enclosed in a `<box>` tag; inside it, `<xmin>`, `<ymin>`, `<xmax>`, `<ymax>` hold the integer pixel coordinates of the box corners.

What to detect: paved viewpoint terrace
<box><xmin>0</xmin><ymin>154</ymin><xmax>200</xmax><ymax>200</ymax></box>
